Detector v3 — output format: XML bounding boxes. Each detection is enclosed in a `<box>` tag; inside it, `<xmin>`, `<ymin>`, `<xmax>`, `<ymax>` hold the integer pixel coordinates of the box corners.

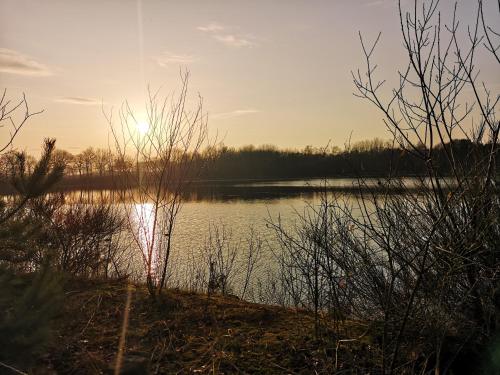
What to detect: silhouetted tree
<box><xmin>106</xmin><ymin>71</ymin><xmax>212</xmax><ymax>299</ymax></box>
<box><xmin>270</xmin><ymin>1</ymin><xmax>499</xmax><ymax>374</ymax></box>
<box><xmin>0</xmin><ymin>92</ymin><xmax>65</xmax><ymax>372</ymax></box>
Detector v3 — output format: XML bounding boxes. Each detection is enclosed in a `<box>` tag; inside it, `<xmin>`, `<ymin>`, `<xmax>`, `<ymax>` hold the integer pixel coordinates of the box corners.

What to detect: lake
<box><xmin>62</xmin><ymin>178</ymin><xmax>417</xmax><ymax>301</ymax></box>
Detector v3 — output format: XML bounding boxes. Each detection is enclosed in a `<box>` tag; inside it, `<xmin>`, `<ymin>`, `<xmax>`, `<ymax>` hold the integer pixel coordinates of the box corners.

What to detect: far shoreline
<box><xmin>0</xmin><ymin>175</ymin><xmax>474</xmax><ymax>201</ymax></box>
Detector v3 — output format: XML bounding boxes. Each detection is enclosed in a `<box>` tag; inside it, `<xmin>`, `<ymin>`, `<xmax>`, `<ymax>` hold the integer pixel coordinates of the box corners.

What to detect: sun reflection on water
<box><xmin>133</xmin><ymin>202</ymin><xmax>158</xmax><ymax>277</ymax></box>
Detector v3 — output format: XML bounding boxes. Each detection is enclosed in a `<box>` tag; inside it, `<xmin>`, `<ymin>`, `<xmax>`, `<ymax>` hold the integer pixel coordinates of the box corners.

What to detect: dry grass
<box><xmin>33</xmin><ymin>278</ymin><xmax>374</xmax><ymax>374</ymax></box>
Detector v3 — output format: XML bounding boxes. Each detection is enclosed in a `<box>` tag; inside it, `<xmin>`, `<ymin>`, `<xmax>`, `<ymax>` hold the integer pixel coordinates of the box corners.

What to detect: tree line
<box><xmin>1</xmin><ymin>137</ymin><xmax>496</xmax><ymax>185</ymax></box>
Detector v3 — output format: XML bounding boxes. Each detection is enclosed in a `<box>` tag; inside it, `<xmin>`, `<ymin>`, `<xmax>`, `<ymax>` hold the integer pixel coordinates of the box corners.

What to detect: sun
<box><xmin>137</xmin><ymin>121</ymin><xmax>150</xmax><ymax>136</ymax></box>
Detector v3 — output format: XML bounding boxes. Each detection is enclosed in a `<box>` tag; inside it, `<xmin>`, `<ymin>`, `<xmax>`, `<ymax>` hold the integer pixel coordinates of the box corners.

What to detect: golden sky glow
<box><xmin>1</xmin><ymin>0</ymin><xmax>498</xmax><ymax>153</ymax></box>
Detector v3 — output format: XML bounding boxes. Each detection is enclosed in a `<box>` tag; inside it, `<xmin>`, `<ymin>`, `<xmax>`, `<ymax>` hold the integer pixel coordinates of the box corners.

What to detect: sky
<box><xmin>0</xmin><ymin>0</ymin><xmax>498</xmax><ymax>154</ymax></box>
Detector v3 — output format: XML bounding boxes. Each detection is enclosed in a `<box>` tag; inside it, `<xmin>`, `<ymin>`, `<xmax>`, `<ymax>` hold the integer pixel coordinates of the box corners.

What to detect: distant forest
<box><xmin>0</xmin><ymin>138</ymin><xmax>496</xmax><ymax>186</ymax></box>
<box><xmin>201</xmin><ymin>138</ymin><xmax>497</xmax><ymax>180</ymax></box>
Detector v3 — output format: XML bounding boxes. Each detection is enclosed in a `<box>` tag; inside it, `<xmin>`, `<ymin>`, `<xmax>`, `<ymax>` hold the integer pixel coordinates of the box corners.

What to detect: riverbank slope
<box><xmin>34</xmin><ymin>279</ymin><xmax>371</xmax><ymax>374</ymax></box>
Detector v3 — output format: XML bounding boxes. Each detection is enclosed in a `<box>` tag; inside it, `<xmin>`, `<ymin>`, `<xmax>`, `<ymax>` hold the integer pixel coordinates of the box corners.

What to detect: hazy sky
<box><xmin>1</xmin><ymin>0</ymin><xmax>498</xmax><ymax>153</ymax></box>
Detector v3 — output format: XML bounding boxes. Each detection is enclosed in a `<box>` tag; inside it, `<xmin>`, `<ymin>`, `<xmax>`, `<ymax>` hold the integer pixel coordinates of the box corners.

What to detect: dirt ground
<box><xmin>34</xmin><ymin>279</ymin><xmax>373</xmax><ymax>374</ymax></box>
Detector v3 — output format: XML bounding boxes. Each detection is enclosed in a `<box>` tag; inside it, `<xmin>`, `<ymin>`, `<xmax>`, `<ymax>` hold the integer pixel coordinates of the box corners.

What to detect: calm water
<box><xmin>67</xmin><ymin>180</ymin><xmax>356</xmax><ymax>261</ymax></box>
<box><xmin>65</xmin><ymin>178</ymin><xmax>393</xmax><ymax>299</ymax></box>
<box><xmin>120</xmin><ymin>193</ymin><xmax>329</xmax><ymax>289</ymax></box>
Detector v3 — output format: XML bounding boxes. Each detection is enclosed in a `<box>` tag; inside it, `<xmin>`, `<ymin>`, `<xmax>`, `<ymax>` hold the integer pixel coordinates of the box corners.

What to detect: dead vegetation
<box><xmin>37</xmin><ymin>278</ymin><xmax>378</xmax><ymax>374</ymax></box>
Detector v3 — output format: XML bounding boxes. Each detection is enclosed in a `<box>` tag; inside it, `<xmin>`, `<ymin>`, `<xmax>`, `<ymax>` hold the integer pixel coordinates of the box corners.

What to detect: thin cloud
<box><xmin>55</xmin><ymin>97</ymin><xmax>101</xmax><ymax>105</ymax></box>
<box><xmin>157</xmin><ymin>53</ymin><xmax>196</xmax><ymax>67</ymax></box>
<box><xmin>365</xmin><ymin>0</ymin><xmax>396</xmax><ymax>7</ymax></box>
<box><xmin>197</xmin><ymin>22</ymin><xmax>225</xmax><ymax>32</ymax></box>
<box><xmin>0</xmin><ymin>48</ymin><xmax>52</xmax><ymax>76</ymax></box>
<box><xmin>212</xmin><ymin>109</ymin><xmax>261</xmax><ymax>120</ymax></box>
<box><xmin>214</xmin><ymin>34</ymin><xmax>257</xmax><ymax>48</ymax></box>
<box><xmin>197</xmin><ymin>22</ymin><xmax>258</xmax><ymax>48</ymax></box>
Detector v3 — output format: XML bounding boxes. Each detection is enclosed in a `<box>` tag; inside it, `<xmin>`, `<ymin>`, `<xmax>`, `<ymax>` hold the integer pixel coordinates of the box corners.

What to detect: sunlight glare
<box><xmin>133</xmin><ymin>202</ymin><xmax>158</xmax><ymax>277</ymax></box>
<box><xmin>137</xmin><ymin>121</ymin><xmax>149</xmax><ymax>136</ymax></box>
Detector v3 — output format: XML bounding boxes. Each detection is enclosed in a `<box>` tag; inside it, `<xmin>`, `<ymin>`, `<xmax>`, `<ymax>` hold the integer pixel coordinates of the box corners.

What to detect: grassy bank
<box><xmin>32</xmin><ymin>279</ymin><xmax>373</xmax><ymax>374</ymax></box>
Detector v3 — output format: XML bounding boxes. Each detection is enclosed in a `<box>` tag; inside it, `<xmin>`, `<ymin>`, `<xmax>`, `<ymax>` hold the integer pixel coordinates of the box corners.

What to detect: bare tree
<box><xmin>79</xmin><ymin>147</ymin><xmax>96</xmax><ymax>176</ymax></box>
<box><xmin>349</xmin><ymin>0</ymin><xmax>500</xmax><ymax>372</ymax></box>
<box><xmin>0</xmin><ymin>90</ymin><xmax>42</xmax><ymax>154</ymax></box>
<box><xmin>95</xmin><ymin>148</ymin><xmax>113</xmax><ymax>176</ymax></box>
<box><xmin>52</xmin><ymin>150</ymin><xmax>75</xmax><ymax>175</ymax></box>
<box><xmin>74</xmin><ymin>153</ymin><xmax>85</xmax><ymax>177</ymax></box>
<box><xmin>0</xmin><ymin>92</ymin><xmax>63</xmax><ymax>225</ymax></box>
<box><xmin>270</xmin><ymin>1</ymin><xmax>499</xmax><ymax>373</ymax></box>
<box><xmin>204</xmin><ymin>223</ymin><xmax>239</xmax><ymax>297</ymax></box>
<box><xmin>105</xmin><ymin>71</ymin><xmax>212</xmax><ymax>299</ymax></box>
